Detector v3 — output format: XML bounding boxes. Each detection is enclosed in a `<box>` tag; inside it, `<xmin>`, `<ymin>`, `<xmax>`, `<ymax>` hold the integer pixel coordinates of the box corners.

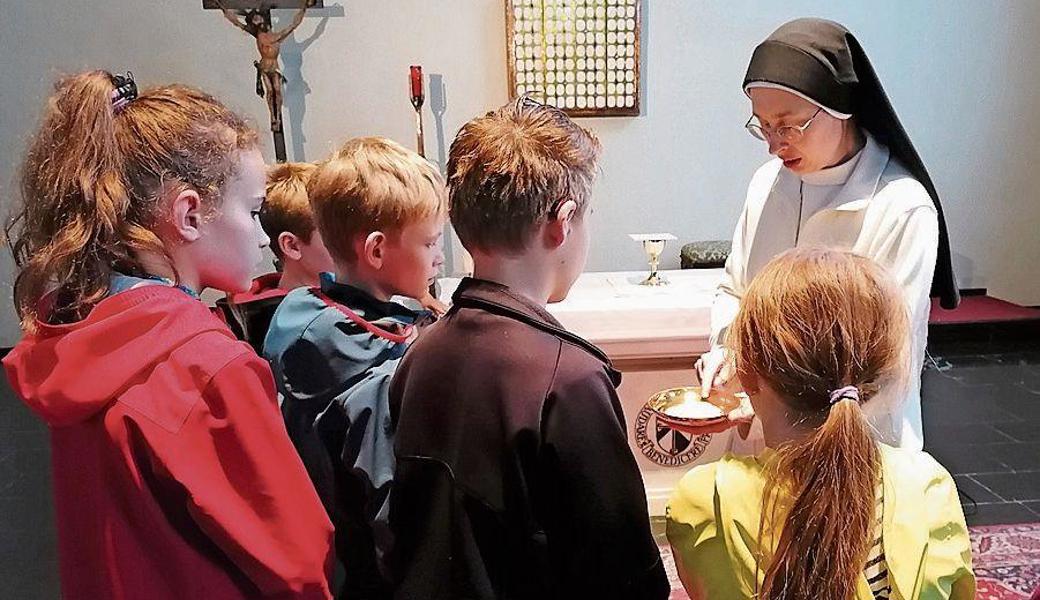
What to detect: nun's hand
<box><xmin>696</xmin><ymin>346</ymin><xmax>735</xmax><ymax>399</ymax></box>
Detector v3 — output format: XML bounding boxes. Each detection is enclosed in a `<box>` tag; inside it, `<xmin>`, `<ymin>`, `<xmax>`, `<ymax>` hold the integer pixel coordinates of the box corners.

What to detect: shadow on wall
<box><xmin>429</xmin><ymin>73</ymin><xmax>448</xmax><ymax>172</ymax></box>
<box><xmin>426</xmin><ymin>73</ymin><xmax>470</xmax><ymax>277</ymax></box>
<box><xmin>952</xmin><ymin>252</ymin><xmax>977</xmax><ymax>293</ymax></box>
<box><xmin>279</xmin><ymin>5</ymin><xmax>343</xmax><ymax>162</ymax></box>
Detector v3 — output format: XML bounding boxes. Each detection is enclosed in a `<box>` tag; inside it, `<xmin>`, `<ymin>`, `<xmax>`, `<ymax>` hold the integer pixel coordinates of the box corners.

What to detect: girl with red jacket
<box><xmin>2</xmin><ymin>71</ymin><xmax>334</xmax><ymax>600</ymax></box>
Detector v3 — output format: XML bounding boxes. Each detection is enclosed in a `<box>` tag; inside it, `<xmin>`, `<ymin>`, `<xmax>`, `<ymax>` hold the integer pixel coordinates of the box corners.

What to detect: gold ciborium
<box><xmin>629</xmin><ymin>233</ymin><xmax>676</xmax><ymax>286</ymax></box>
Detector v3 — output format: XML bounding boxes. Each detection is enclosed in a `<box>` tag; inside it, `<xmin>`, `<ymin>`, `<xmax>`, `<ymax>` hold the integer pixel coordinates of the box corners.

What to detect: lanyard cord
<box><xmin>309</xmin><ymin>288</ymin><xmax>414</xmax><ymax>344</ymax></box>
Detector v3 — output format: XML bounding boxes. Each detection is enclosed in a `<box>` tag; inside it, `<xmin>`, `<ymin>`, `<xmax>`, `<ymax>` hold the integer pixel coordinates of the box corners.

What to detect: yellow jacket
<box><xmin>666</xmin><ymin>445</ymin><xmax>975</xmax><ymax>600</ymax></box>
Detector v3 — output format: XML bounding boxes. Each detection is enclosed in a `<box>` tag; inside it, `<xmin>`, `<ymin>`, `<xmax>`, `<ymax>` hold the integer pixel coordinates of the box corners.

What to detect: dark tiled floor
<box><xmin>1</xmin><ymin>338</ymin><xmax>1038</xmax><ymax>597</ymax></box>
<box><xmin>924</xmin><ymin>338</ymin><xmax>1040</xmax><ymax>527</ymax></box>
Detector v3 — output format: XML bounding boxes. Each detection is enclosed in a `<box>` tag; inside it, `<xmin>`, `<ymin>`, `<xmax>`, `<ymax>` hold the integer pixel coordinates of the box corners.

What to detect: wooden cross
<box><xmin>204</xmin><ymin>0</ymin><xmax>324</xmax><ymax>162</ymax></box>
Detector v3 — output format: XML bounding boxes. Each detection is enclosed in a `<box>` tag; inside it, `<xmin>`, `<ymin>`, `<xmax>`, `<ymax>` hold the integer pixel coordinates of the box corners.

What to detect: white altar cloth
<box><xmin>439</xmin><ymin>269</ymin><xmax>724</xmax><ymax>360</ymax></box>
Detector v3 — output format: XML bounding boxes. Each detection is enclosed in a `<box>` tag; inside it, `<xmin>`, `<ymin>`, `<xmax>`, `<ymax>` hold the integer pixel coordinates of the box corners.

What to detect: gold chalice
<box><xmin>629</xmin><ymin>233</ymin><xmax>677</xmax><ymax>286</ymax></box>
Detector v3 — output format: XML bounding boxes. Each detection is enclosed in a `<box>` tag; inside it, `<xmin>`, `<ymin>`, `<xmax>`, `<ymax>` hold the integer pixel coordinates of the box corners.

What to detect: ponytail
<box><xmin>8</xmin><ymin>71</ymin><xmax>257</xmax><ymax>332</ymax></box>
<box><xmin>9</xmin><ymin>71</ymin><xmax>131</xmax><ymax>330</ymax></box>
<box><xmin>759</xmin><ymin>397</ymin><xmax>881</xmax><ymax>600</ymax></box>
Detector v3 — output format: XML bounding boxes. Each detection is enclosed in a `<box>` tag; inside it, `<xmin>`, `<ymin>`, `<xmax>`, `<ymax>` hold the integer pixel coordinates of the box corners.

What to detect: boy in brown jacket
<box><xmin>388</xmin><ymin>99</ymin><xmax>668</xmax><ymax>600</ymax></box>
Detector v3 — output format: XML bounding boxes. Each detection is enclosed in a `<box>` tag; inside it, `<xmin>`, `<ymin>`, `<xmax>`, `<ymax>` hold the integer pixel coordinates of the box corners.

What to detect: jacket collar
<box><xmin>319</xmin><ymin>272</ymin><xmax>423</xmax><ymax>323</ymax></box>
<box><xmin>228</xmin><ymin>272</ymin><xmax>287</xmax><ymax>304</ymax></box>
<box><xmin>451</xmin><ymin>277</ymin><xmax>619</xmax><ymax>382</ymax></box>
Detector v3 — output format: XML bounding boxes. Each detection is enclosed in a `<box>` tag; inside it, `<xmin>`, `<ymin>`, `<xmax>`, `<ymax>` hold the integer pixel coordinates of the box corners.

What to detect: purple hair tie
<box><xmin>829</xmin><ymin>385</ymin><xmax>860</xmax><ymax>405</ymax></box>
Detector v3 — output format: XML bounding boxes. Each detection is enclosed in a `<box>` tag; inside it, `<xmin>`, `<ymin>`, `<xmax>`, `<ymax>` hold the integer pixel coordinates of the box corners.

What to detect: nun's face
<box><xmin>748</xmin><ymin>87</ymin><xmax>851</xmax><ymax>174</ymax></box>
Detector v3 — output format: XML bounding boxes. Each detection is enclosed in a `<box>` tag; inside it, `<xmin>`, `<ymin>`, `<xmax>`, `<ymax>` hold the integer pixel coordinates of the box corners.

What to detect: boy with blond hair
<box><xmin>388</xmin><ymin>99</ymin><xmax>668</xmax><ymax>599</ymax></box>
<box><xmin>217</xmin><ymin>162</ymin><xmax>334</xmax><ymax>352</ymax></box>
<box><xmin>265</xmin><ymin>138</ymin><xmax>446</xmax><ymax>599</ymax></box>
<box><xmin>261</xmin><ymin>162</ymin><xmax>337</xmax><ymax>290</ymax></box>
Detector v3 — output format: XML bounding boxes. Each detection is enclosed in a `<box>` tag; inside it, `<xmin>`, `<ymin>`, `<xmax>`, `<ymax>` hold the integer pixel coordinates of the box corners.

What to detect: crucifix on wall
<box><xmin>204</xmin><ymin>0</ymin><xmax>324</xmax><ymax>162</ymax></box>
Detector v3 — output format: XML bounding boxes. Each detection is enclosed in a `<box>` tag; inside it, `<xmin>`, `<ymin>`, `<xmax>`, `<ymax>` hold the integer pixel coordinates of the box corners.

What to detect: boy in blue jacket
<box><xmin>264</xmin><ymin>137</ymin><xmax>446</xmax><ymax>599</ymax></box>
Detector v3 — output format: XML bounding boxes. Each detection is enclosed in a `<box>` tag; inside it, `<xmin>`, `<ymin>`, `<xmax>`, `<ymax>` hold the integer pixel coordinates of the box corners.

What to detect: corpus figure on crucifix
<box><xmin>219</xmin><ymin>0</ymin><xmax>314</xmax><ymax>133</ymax></box>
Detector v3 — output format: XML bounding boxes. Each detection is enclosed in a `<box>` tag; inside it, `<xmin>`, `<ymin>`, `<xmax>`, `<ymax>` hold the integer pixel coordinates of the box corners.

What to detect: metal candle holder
<box><xmin>410</xmin><ymin>65</ymin><xmax>426</xmax><ymax>157</ymax></box>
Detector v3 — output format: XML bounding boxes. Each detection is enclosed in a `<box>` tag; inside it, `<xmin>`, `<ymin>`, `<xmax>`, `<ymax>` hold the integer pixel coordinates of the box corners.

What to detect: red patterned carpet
<box><xmin>973</xmin><ymin>523</ymin><xmax>1040</xmax><ymax>600</ymax></box>
<box><xmin>661</xmin><ymin>522</ymin><xmax>1040</xmax><ymax>599</ymax></box>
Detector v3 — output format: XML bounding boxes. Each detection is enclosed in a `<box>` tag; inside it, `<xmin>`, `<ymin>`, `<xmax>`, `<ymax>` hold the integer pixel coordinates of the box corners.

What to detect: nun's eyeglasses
<box><xmin>745</xmin><ymin>107</ymin><xmax>823</xmax><ymax>143</ymax></box>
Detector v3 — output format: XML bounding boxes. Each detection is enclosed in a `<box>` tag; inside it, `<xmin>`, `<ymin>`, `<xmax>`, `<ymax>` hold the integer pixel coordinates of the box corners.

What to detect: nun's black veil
<box><xmin>744</xmin><ymin>18</ymin><xmax>959</xmax><ymax>309</ymax></box>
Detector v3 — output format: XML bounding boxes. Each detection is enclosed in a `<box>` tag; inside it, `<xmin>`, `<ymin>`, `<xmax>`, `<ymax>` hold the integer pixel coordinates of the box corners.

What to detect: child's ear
<box><xmin>279</xmin><ymin>232</ymin><xmax>303</xmax><ymax>261</ymax></box>
<box><xmin>362</xmin><ymin>231</ymin><xmax>386</xmax><ymax>269</ymax></box>
<box><xmin>169</xmin><ymin>189</ymin><xmax>203</xmax><ymax>243</ymax></box>
<box><xmin>544</xmin><ymin>199</ymin><xmax>578</xmax><ymax>249</ymax></box>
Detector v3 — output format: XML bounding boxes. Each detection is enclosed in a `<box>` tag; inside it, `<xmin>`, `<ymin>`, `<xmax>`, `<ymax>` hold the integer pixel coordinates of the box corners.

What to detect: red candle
<box><xmin>410</xmin><ymin>65</ymin><xmax>424</xmax><ymax>103</ymax></box>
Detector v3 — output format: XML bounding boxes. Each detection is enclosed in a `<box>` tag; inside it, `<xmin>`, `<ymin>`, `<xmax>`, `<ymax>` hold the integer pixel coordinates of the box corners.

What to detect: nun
<box><xmin>696</xmin><ymin>18</ymin><xmax>959</xmax><ymax>451</ymax></box>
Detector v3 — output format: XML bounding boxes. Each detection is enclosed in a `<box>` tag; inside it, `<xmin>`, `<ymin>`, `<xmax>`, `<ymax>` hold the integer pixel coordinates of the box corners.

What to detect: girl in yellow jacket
<box><xmin>667</xmin><ymin>248</ymin><xmax>974</xmax><ymax>600</ymax></box>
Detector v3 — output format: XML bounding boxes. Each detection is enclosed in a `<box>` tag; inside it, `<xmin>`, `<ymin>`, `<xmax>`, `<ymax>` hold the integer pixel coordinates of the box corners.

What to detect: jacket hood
<box><xmin>3</xmin><ymin>286</ymin><xmax>237</xmax><ymax>426</ymax></box>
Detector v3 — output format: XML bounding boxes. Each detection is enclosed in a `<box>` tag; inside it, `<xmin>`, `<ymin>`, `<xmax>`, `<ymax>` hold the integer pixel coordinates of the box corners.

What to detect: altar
<box><xmin>439</xmin><ymin>269</ymin><xmax>728</xmax><ymax>515</ymax></box>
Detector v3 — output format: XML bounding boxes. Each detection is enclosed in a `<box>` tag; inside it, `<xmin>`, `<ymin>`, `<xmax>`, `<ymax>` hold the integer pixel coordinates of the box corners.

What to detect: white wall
<box><xmin>1</xmin><ymin>0</ymin><xmax>1038</xmax><ymax>345</ymax></box>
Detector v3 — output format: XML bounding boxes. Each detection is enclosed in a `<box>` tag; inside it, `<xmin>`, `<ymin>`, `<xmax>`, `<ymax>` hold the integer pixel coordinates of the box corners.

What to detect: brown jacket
<box><xmin>389</xmin><ymin>278</ymin><xmax>668</xmax><ymax>600</ymax></box>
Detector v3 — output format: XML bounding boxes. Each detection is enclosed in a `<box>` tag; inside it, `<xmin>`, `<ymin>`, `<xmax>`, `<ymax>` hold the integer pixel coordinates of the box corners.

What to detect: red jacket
<box><xmin>214</xmin><ymin>272</ymin><xmax>288</xmax><ymax>354</ymax></box>
<box><xmin>3</xmin><ymin>286</ymin><xmax>334</xmax><ymax>599</ymax></box>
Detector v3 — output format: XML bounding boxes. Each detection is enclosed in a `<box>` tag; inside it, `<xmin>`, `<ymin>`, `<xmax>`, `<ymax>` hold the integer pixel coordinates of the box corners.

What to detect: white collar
<box><xmin>777</xmin><ymin>133</ymin><xmax>890</xmax><ymax>213</ymax></box>
<box><xmin>830</xmin><ymin>133</ymin><xmax>889</xmax><ymax>212</ymax></box>
<box><xmin>800</xmin><ymin>145</ymin><xmax>864</xmax><ymax>186</ymax></box>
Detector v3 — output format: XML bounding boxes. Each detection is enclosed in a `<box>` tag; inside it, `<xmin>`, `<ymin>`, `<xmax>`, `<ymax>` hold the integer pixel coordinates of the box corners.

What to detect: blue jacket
<box><xmin>265</xmin><ymin>273</ymin><xmax>430</xmax><ymax>599</ymax></box>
